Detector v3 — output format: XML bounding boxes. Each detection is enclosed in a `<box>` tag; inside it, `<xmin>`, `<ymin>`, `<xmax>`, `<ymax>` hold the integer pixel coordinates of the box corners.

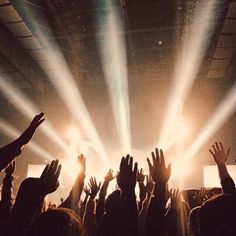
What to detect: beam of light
<box><xmin>158</xmin><ymin>1</ymin><xmax>222</xmax><ymax>149</ymax></box>
<box><xmin>178</xmin><ymin>82</ymin><xmax>236</xmax><ymax>163</ymax></box>
<box><xmin>0</xmin><ymin>77</ymin><xmax>68</xmax><ymax>152</ymax></box>
<box><xmin>37</xmin><ymin>45</ymin><xmax>110</xmax><ymax>166</ymax></box>
<box><xmin>17</xmin><ymin>6</ymin><xmax>110</xmax><ymax>166</ymax></box>
<box><xmin>65</xmin><ymin>125</ymin><xmax>91</xmax><ymax>157</ymax></box>
<box><xmin>0</xmin><ymin>118</ymin><xmax>53</xmax><ymax>160</ymax></box>
<box><xmin>97</xmin><ymin>2</ymin><xmax>131</xmax><ymax>153</ymax></box>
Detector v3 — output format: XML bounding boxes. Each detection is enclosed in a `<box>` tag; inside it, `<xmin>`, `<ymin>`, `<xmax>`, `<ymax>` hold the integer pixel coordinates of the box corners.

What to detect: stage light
<box><xmin>0</xmin><ymin>118</ymin><xmax>53</xmax><ymax>160</ymax></box>
<box><xmin>97</xmin><ymin>2</ymin><xmax>131</xmax><ymax>153</ymax></box>
<box><xmin>0</xmin><ymin>78</ymin><xmax>68</xmax><ymax>152</ymax></box>
<box><xmin>158</xmin><ymin>1</ymin><xmax>222</xmax><ymax>149</ymax></box>
<box><xmin>171</xmin><ymin>159</ymin><xmax>191</xmax><ymax>179</ymax></box>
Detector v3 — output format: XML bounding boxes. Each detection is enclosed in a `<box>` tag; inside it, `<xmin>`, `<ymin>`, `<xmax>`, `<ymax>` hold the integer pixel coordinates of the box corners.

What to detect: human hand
<box><xmin>40</xmin><ymin>159</ymin><xmax>62</xmax><ymax>195</ymax></box>
<box><xmin>5</xmin><ymin>161</ymin><xmax>15</xmax><ymax>176</ymax></box>
<box><xmin>147</xmin><ymin>148</ymin><xmax>171</xmax><ymax>184</ymax></box>
<box><xmin>137</xmin><ymin>168</ymin><xmax>145</xmax><ymax>184</ymax></box>
<box><xmin>105</xmin><ymin>169</ymin><xmax>115</xmax><ymax>182</ymax></box>
<box><xmin>19</xmin><ymin>113</ymin><xmax>45</xmax><ymax>146</ymax></box>
<box><xmin>83</xmin><ymin>185</ymin><xmax>90</xmax><ymax>196</ymax></box>
<box><xmin>209</xmin><ymin>142</ymin><xmax>230</xmax><ymax>166</ymax></box>
<box><xmin>88</xmin><ymin>177</ymin><xmax>101</xmax><ymax>198</ymax></box>
<box><xmin>195</xmin><ymin>187</ymin><xmax>209</xmax><ymax>205</ymax></box>
<box><xmin>170</xmin><ymin>189</ymin><xmax>181</xmax><ymax>209</ymax></box>
<box><xmin>117</xmin><ymin>155</ymin><xmax>138</xmax><ymax>192</ymax></box>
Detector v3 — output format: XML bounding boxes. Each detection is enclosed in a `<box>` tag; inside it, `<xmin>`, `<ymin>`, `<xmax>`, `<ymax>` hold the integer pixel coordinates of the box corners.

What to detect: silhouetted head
<box><xmin>199</xmin><ymin>194</ymin><xmax>236</xmax><ymax>236</ymax></box>
<box><xmin>27</xmin><ymin>208</ymin><xmax>86</xmax><ymax>236</ymax></box>
<box><xmin>105</xmin><ymin>189</ymin><xmax>121</xmax><ymax>213</ymax></box>
<box><xmin>13</xmin><ymin>178</ymin><xmax>44</xmax><ymax>216</ymax></box>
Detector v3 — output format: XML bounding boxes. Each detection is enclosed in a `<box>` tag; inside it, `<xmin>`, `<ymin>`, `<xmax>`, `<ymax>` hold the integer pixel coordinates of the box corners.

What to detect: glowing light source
<box><xmin>158</xmin><ymin>1</ymin><xmax>222</xmax><ymax>149</ymax></box>
<box><xmin>171</xmin><ymin>159</ymin><xmax>192</xmax><ymax>179</ymax></box>
<box><xmin>97</xmin><ymin>2</ymin><xmax>131</xmax><ymax>153</ymax></box>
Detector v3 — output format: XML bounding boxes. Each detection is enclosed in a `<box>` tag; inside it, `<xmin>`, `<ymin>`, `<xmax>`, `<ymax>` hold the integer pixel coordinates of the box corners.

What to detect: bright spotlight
<box><xmin>171</xmin><ymin>159</ymin><xmax>192</xmax><ymax>179</ymax></box>
<box><xmin>97</xmin><ymin>2</ymin><xmax>131</xmax><ymax>153</ymax></box>
<box><xmin>158</xmin><ymin>1</ymin><xmax>223</xmax><ymax>148</ymax></box>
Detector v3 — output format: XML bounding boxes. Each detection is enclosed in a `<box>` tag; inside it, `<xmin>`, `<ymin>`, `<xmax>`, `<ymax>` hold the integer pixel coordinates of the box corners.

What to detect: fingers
<box><xmin>32</xmin><ymin>113</ymin><xmax>45</xmax><ymax>128</ymax></box>
<box><xmin>133</xmin><ymin>162</ymin><xmax>138</xmax><ymax>176</ymax></box>
<box><xmin>160</xmin><ymin>149</ymin><xmax>165</xmax><ymax>166</ymax></box>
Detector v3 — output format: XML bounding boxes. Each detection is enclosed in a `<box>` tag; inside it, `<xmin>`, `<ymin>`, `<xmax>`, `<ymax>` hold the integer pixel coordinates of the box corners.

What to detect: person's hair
<box><xmin>27</xmin><ymin>207</ymin><xmax>86</xmax><ymax>236</ymax></box>
<box><xmin>105</xmin><ymin>189</ymin><xmax>121</xmax><ymax>213</ymax></box>
<box><xmin>199</xmin><ymin>194</ymin><xmax>236</xmax><ymax>236</ymax></box>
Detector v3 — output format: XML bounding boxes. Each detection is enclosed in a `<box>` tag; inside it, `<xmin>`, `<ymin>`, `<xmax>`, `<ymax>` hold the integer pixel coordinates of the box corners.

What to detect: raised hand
<box><xmin>147</xmin><ymin>148</ymin><xmax>171</xmax><ymax>184</ymax></box>
<box><xmin>40</xmin><ymin>159</ymin><xmax>62</xmax><ymax>195</ymax></box>
<box><xmin>5</xmin><ymin>161</ymin><xmax>15</xmax><ymax>176</ymax></box>
<box><xmin>209</xmin><ymin>142</ymin><xmax>230</xmax><ymax>166</ymax></box>
<box><xmin>105</xmin><ymin>169</ymin><xmax>115</xmax><ymax>182</ymax></box>
<box><xmin>117</xmin><ymin>154</ymin><xmax>138</xmax><ymax>192</ymax></box>
<box><xmin>88</xmin><ymin>177</ymin><xmax>101</xmax><ymax>198</ymax></box>
<box><xmin>19</xmin><ymin>113</ymin><xmax>45</xmax><ymax>146</ymax></box>
<box><xmin>195</xmin><ymin>187</ymin><xmax>209</xmax><ymax>205</ymax></box>
<box><xmin>83</xmin><ymin>185</ymin><xmax>90</xmax><ymax>196</ymax></box>
<box><xmin>137</xmin><ymin>168</ymin><xmax>145</xmax><ymax>184</ymax></box>
<box><xmin>170</xmin><ymin>188</ymin><xmax>181</xmax><ymax>209</ymax></box>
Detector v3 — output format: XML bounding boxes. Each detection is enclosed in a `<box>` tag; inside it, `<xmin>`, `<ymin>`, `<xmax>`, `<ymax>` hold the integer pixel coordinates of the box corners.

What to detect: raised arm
<box><xmin>137</xmin><ymin>168</ymin><xmax>146</xmax><ymax>212</ymax></box>
<box><xmin>146</xmin><ymin>148</ymin><xmax>171</xmax><ymax>236</ymax></box>
<box><xmin>0</xmin><ymin>113</ymin><xmax>44</xmax><ymax>171</ymax></box>
<box><xmin>83</xmin><ymin>176</ymin><xmax>101</xmax><ymax>235</ymax></box>
<box><xmin>0</xmin><ymin>161</ymin><xmax>15</xmax><ymax>214</ymax></box>
<box><xmin>7</xmin><ymin>159</ymin><xmax>61</xmax><ymax>236</ymax></box>
<box><xmin>209</xmin><ymin>142</ymin><xmax>235</xmax><ymax>194</ymax></box>
<box><xmin>96</xmin><ymin>169</ymin><xmax>115</xmax><ymax>225</ymax></box>
<box><xmin>60</xmin><ymin>154</ymin><xmax>86</xmax><ymax>209</ymax></box>
<box><xmin>116</xmin><ymin>155</ymin><xmax>139</xmax><ymax>236</ymax></box>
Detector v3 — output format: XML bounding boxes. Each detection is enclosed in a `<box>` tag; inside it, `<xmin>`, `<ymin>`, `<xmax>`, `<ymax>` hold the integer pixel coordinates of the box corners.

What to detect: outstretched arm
<box><xmin>116</xmin><ymin>155</ymin><xmax>139</xmax><ymax>236</ymax></box>
<box><xmin>146</xmin><ymin>148</ymin><xmax>171</xmax><ymax>236</ymax></box>
<box><xmin>60</xmin><ymin>154</ymin><xmax>86</xmax><ymax>209</ymax></box>
<box><xmin>209</xmin><ymin>142</ymin><xmax>234</xmax><ymax>194</ymax></box>
<box><xmin>137</xmin><ymin>168</ymin><xmax>146</xmax><ymax>212</ymax></box>
<box><xmin>0</xmin><ymin>113</ymin><xmax>44</xmax><ymax>171</ymax></box>
<box><xmin>96</xmin><ymin>169</ymin><xmax>115</xmax><ymax>225</ymax></box>
<box><xmin>83</xmin><ymin>177</ymin><xmax>101</xmax><ymax>235</ymax></box>
<box><xmin>7</xmin><ymin>159</ymin><xmax>61</xmax><ymax>236</ymax></box>
<box><xmin>0</xmin><ymin>161</ymin><xmax>15</xmax><ymax>214</ymax></box>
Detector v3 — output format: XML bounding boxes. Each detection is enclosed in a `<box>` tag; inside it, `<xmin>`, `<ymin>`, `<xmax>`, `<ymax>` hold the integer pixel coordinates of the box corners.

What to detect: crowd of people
<box><xmin>0</xmin><ymin>113</ymin><xmax>235</xmax><ymax>236</ymax></box>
